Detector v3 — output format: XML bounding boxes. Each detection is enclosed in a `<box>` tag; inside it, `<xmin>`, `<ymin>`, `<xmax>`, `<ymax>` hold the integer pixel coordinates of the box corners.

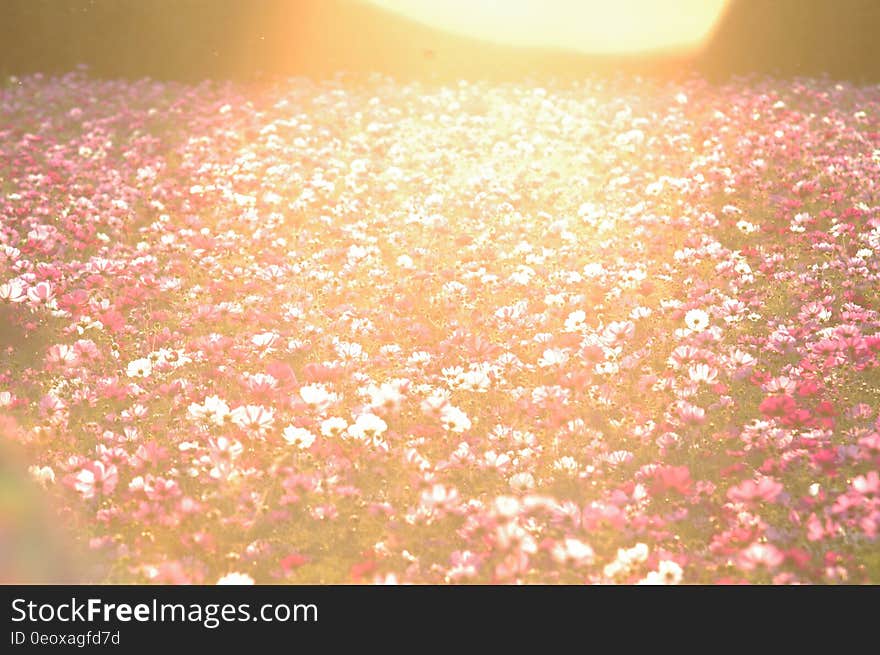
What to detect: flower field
<box><xmin>2</xmin><ymin>71</ymin><xmax>879</xmax><ymax>584</ymax></box>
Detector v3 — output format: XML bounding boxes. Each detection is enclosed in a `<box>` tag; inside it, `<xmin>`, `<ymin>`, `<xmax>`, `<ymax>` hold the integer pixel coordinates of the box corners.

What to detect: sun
<box><xmin>366</xmin><ymin>0</ymin><xmax>730</xmax><ymax>54</ymax></box>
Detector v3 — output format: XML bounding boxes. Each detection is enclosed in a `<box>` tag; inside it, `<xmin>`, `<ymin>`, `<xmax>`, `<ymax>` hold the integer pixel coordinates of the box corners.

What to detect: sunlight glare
<box><xmin>366</xmin><ymin>0</ymin><xmax>730</xmax><ymax>54</ymax></box>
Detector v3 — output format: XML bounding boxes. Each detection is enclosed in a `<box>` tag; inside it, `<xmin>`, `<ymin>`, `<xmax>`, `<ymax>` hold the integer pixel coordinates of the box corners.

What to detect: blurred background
<box><xmin>0</xmin><ymin>417</ymin><xmax>88</xmax><ymax>584</ymax></box>
<box><xmin>0</xmin><ymin>0</ymin><xmax>878</xmax><ymax>82</ymax></box>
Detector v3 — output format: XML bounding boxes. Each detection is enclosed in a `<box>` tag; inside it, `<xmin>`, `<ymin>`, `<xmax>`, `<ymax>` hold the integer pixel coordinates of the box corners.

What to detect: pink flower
<box><xmin>447</xmin><ymin>550</ymin><xmax>482</xmax><ymax>581</ymax></box>
<box><xmin>727</xmin><ymin>477</ymin><xmax>784</xmax><ymax>504</ymax></box>
<box><xmin>46</xmin><ymin>343</ymin><xmax>79</xmax><ymax>368</ymax></box>
<box><xmin>650</xmin><ymin>465</ymin><xmax>693</xmax><ymax>496</ymax></box>
<box><xmin>280</xmin><ymin>553</ymin><xmax>309</xmax><ymax>574</ymax></box>
<box><xmin>759</xmin><ymin>394</ymin><xmax>797</xmax><ymax>419</ymax></box>
<box><xmin>852</xmin><ymin>471</ymin><xmax>880</xmax><ymax>495</ymax></box>
<box><xmin>420</xmin><ymin>484</ymin><xmax>461</xmax><ymax>513</ymax></box>
<box><xmin>72</xmin><ymin>462</ymin><xmax>118</xmax><ymax>500</ymax></box>
<box><xmin>601</xmin><ymin>320</ymin><xmax>635</xmax><ymax>345</ymax></box>
<box><xmin>27</xmin><ymin>281</ymin><xmax>54</xmax><ymax>304</ymax></box>
<box><xmin>688</xmin><ymin>362</ymin><xmax>718</xmax><ymax>384</ymax></box>
<box><xmin>737</xmin><ymin>543</ymin><xmax>785</xmax><ymax>571</ymax></box>
<box><xmin>675</xmin><ymin>402</ymin><xmax>706</xmax><ymax>425</ymax></box>
<box><xmin>6</xmin><ymin>73</ymin><xmax>880</xmax><ymax>585</ymax></box>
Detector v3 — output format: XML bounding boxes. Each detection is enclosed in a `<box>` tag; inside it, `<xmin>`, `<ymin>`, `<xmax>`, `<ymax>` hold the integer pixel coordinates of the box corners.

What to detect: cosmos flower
<box><xmin>299</xmin><ymin>383</ymin><xmax>336</xmax><ymax>411</ymax></box>
<box><xmin>737</xmin><ymin>543</ymin><xmax>785</xmax><ymax>571</ymax></box>
<box><xmin>538</xmin><ymin>348</ymin><xmax>569</xmax><ymax>368</ymax></box>
<box><xmin>440</xmin><ymin>405</ymin><xmax>471</xmax><ymax>433</ymax></box>
<box><xmin>684</xmin><ymin>309</ymin><xmax>710</xmax><ymax>332</ymax></box>
<box><xmin>638</xmin><ymin>560</ymin><xmax>684</xmax><ymax>585</ymax></box>
<box><xmin>126</xmin><ymin>358</ymin><xmax>153</xmax><ymax>378</ymax></box>
<box><xmin>366</xmin><ymin>382</ymin><xmax>406</xmax><ymax>411</ymax></box>
<box><xmin>282</xmin><ymin>425</ymin><xmax>317</xmax><ymax>449</ymax></box>
<box><xmin>0</xmin><ymin>279</ymin><xmax>27</xmax><ymax>303</ymax></box>
<box><xmin>509</xmin><ymin>472</ymin><xmax>536</xmax><ymax>491</ymax></box>
<box><xmin>29</xmin><ymin>465</ymin><xmax>56</xmax><ymax>487</ymax></box>
<box><xmin>727</xmin><ymin>477</ymin><xmax>784</xmax><ymax>504</ymax></box>
<box><xmin>230</xmin><ymin>405</ymin><xmax>275</xmax><ymax>431</ymax></box>
<box><xmin>320</xmin><ymin>416</ymin><xmax>349</xmax><ymax>437</ymax></box>
<box><xmin>5</xmin><ymin>72</ymin><xmax>880</xmax><ymax>585</ymax></box>
<box><xmin>348</xmin><ymin>413</ymin><xmax>388</xmax><ymax>440</ymax></box>
<box><xmin>72</xmin><ymin>462</ymin><xmax>118</xmax><ymax>500</ymax></box>
<box><xmin>550</xmin><ymin>538</ymin><xmax>595</xmax><ymax>566</ymax></box>
<box><xmin>188</xmin><ymin>395</ymin><xmax>231</xmax><ymax>426</ymax></box>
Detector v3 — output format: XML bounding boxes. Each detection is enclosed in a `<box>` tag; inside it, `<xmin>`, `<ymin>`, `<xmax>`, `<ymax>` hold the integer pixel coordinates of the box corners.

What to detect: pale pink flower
<box><xmin>230</xmin><ymin>404</ymin><xmax>275</xmax><ymax>431</ymax></box>
<box><xmin>73</xmin><ymin>462</ymin><xmax>118</xmax><ymax>500</ymax></box>
<box><xmin>27</xmin><ymin>280</ymin><xmax>54</xmax><ymax>304</ymax></box>
<box><xmin>0</xmin><ymin>279</ymin><xmax>27</xmax><ymax>303</ymax></box>
<box><xmin>737</xmin><ymin>543</ymin><xmax>785</xmax><ymax>571</ymax></box>
<box><xmin>727</xmin><ymin>477</ymin><xmax>784</xmax><ymax>504</ymax></box>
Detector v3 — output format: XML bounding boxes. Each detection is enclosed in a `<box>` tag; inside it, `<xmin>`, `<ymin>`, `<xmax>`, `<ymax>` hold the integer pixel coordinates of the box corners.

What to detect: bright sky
<box><xmin>366</xmin><ymin>0</ymin><xmax>730</xmax><ymax>54</ymax></box>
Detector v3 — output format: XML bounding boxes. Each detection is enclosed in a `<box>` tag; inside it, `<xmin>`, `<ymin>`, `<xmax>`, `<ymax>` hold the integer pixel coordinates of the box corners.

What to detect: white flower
<box><xmin>335</xmin><ymin>340</ymin><xmax>365</xmax><ymax>360</ymax></box>
<box><xmin>299</xmin><ymin>383</ymin><xmax>335</xmax><ymax>410</ymax></box>
<box><xmin>684</xmin><ymin>308</ymin><xmax>710</xmax><ymax>332</ymax></box>
<box><xmin>442</xmin><ymin>366</ymin><xmax>465</xmax><ymax>388</ymax></box>
<box><xmin>153</xmin><ymin>348</ymin><xmax>191</xmax><ymax>368</ymax></box>
<box><xmin>420</xmin><ymin>483</ymin><xmax>460</xmax><ymax>511</ymax></box>
<box><xmin>217</xmin><ymin>572</ymin><xmax>255</xmax><ymax>585</ymax></box>
<box><xmin>604</xmin><ymin>543</ymin><xmax>650</xmax><ymax>579</ymax></box>
<box><xmin>421</xmin><ymin>389</ymin><xmax>451</xmax><ymax>415</ymax></box>
<box><xmin>688</xmin><ymin>363</ymin><xmax>718</xmax><ymax>384</ymax></box>
<box><xmin>366</xmin><ymin>382</ymin><xmax>405</xmax><ymax>410</ymax></box>
<box><xmin>230</xmin><ymin>405</ymin><xmax>275</xmax><ymax>431</ymax></box>
<box><xmin>320</xmin><ymin>416</ymin><xmax>348</xmax><ymax>437</ymax></box>
<box><xmin>638</xmin><ymin>560</ymin><xmax>683</xmax><ymax>585</ymax></box>
<box><xmin>188</xmin><ymin>395</ymin><xmax>231</xmax><ymax>426</ymax></box>
<box><xmin>459</xmin><ymin>368</ymin><xmax>491</xmax><ymax>393</ymax></box>
<box><xmin>126</xmin><ymin>357</ymin><xmax>152</xmax><ymax>378</ymax></box>
<box><xmin>509</xmin><ymin>472</ymin><xmax>535</xmax><ymax>491</ymax></box>
<box><xmin>407</xmin><ymin>350</ymin><xmax>432</xmax><ymax>366</ymax></box>
<box><xmin>252</xmin><ymin>332</ymin><xmax>279</xmax><ymax>348</ymax></box>
<box><xmin>481</xmin><ymin>450</ymin><xmax>510</xmax><ymax>471</ymax></box>
<box><xmin>494</xmin><ymin>496</ymin><xmax>521</xmax><ymax>518</ymax></box>
<box><xmin>538</xmin><ymin>348</ymin><xmax>568</xmax><ymax>368</ymax></box>
<box><xmin>658</xmin><ymin>560</ymin><xmax>684</xmax><ymax>583</ymax></box>
<box><xmin>440</xmin><ymin>405</ymin><xmax>471</xmax><ymax>433</ymax></box>
<box><xmin>736</xmin><ymin>220</ymin><xmax>759</xmax><ymax>234</ymax></box>
<box><xmin>282</xmin><ymin>425</ymin><xmax>317</xmax><ymax>449</ymax></box>
<box><xmin>28</xmin><ymin>465</ymin><xmax>55</xmax><ymax>487</ymax></box>
<box><xmin>552</xmin><ymin>456</ymin><xmax>579</xmax><ymax>475</ymax></box>
<box><xmin>347</xmin><ymin>413</ymin><xmax>387</xmax><ymax>440</ymax></box>
<box><xmin>0</xmin><ymin>279</ymin><xmax>27</xmax><ymax>303</ymax></box>
<box><xmin>564</xmin><ymin>310</ymin><xmax>586</xmax><ymax>331</ymax></box>
<box><xmin>551</xmin><ymin>538</ymin><xmax>595</xmax><ymax>566</ymax></box>
<box><xmin>629</xmin><ymin>543</ymin><xmax>650</xmax><ymax>563</ymax></box>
